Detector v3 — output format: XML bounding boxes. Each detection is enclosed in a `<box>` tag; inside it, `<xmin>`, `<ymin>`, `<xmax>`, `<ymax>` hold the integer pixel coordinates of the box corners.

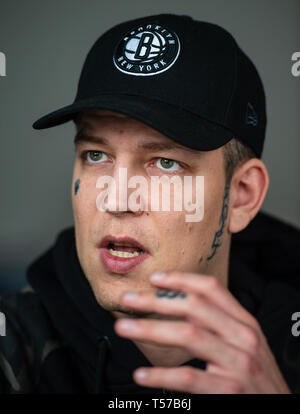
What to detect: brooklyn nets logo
<box><xmin>113</xmin><ymin>23</ymin><xmax>180</xmax><ymax>76</ymax></box>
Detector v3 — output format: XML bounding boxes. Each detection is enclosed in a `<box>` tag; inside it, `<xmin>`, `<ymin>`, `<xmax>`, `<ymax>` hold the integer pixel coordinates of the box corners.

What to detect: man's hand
<box><xmin>114</xmin><ymin>271</ymin><xmax>291</xmax><ymax>394</ymax></box>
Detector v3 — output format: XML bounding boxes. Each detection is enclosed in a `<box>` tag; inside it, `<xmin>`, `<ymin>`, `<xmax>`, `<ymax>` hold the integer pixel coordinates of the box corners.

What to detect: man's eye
<box><xmin>85</xmin><ymin>151</ymin><xmax>108</xmax><ymax>163</ymax></box>
<box><xmin>155</xmin><ymin>158</ymin><xmax>181</xmax><ymax>171</ymax></box>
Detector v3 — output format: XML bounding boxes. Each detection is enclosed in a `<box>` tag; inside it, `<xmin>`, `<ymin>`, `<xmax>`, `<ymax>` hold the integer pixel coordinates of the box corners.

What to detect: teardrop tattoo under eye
<box><xmin>74</xmin><ymin>179</ymin><xmax>80</xmax><ymax>195</ymax></box>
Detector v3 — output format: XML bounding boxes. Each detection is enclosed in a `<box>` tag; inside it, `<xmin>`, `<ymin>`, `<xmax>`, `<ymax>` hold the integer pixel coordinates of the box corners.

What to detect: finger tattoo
<box><xmin>155</xmin><ymin>289</ymin><xmax>187</xmax><ymax>299</ymax></box>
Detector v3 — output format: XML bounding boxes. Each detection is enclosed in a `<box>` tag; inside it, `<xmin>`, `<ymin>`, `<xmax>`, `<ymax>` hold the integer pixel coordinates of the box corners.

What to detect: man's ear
<box><xmin>228</xmin><ymin>158</ymin><xmax>269</xmax><ymax>233</ymax></box>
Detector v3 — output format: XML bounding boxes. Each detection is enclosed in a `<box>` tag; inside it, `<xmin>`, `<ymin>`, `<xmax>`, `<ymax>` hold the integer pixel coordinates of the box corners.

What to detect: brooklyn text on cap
<box><xmin>32</xmin><ymin>13</ymin><xmax>267</xmax><ymax>158</ymax></box>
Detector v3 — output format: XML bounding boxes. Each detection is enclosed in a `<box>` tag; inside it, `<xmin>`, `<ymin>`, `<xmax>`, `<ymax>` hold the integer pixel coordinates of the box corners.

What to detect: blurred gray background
<box><xmin>1</xmin><ymin>0</ymin><xmax>299</xmax><ymax>290</ymax></box>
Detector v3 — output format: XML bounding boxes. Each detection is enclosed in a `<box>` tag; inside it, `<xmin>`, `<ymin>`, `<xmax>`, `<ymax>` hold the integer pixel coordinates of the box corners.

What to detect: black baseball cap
<box><xmin>32</xmin><ymin>13</ymin><xmax>267</xmax><ymax>157</ymax></box>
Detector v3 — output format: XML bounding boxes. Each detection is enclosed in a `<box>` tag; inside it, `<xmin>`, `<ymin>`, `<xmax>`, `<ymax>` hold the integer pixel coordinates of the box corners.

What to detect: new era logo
<box><xmin>245</xmin><ymin>102</ymin><xmax>258</xmax><ymax>126</ymax></box>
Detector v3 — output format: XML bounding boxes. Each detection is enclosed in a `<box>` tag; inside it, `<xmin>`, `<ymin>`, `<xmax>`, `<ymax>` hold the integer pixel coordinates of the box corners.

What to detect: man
<box><xmin>0</xmin><ymin>13</ymin><xmax>299</xmax><ymax>394</ymax></box>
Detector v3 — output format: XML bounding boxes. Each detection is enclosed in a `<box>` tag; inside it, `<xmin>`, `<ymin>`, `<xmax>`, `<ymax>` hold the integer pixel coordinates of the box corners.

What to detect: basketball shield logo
<box><xmin>113</xmin><ymin>23</ymin><xmax>180</xmax><ymax>76</ymax></box>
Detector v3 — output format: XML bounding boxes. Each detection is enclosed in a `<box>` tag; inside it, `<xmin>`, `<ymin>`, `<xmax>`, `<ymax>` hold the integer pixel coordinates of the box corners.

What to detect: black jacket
<box><xmin>0</xmin><ymin>210</ymin><xmax>300</xmax><ymax>394</ymax></box>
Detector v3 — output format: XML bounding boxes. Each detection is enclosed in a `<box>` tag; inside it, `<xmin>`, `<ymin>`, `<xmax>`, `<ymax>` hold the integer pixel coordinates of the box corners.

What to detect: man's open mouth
<box><xmin>99</xmin><ymin>235</ymin><xmax>149</xmax><ymax>274</ymax></box>
<box><xmin>106</xmin><ymin>242</ymin><xmax>145</xmax><ymax>258</ymax></box>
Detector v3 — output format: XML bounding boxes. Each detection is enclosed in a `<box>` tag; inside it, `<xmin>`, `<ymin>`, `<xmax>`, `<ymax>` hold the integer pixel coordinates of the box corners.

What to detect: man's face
<box><xmin>72</xmin><ymin>109</ymin><xmax>229</xmax><ymax>319</ymax></box>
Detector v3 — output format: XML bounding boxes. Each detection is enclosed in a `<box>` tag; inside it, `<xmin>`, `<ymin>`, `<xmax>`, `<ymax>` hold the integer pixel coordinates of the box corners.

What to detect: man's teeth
<box><xmin>109</xmin><ymin>248</ymin><xmax>142</xmax><ymax>258</ymax></box>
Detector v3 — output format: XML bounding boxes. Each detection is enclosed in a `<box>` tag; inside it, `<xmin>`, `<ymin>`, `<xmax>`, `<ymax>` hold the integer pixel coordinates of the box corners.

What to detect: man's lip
<box><xmin>99</xmin><ymin>248</ymin><xmax>149</xmax><ymax>274</ymax></box>
<box><xmin>99</xmin><ymin>235</ymin><xmax>149</xmax><ymax>253</ymax></box>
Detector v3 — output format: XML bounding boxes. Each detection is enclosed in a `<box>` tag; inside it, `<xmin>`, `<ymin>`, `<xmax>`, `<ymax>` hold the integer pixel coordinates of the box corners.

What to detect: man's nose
<box><xmin>97</xmin><ymin>165</ymin><xmax>147</xmax><ymax>216</ymax></box>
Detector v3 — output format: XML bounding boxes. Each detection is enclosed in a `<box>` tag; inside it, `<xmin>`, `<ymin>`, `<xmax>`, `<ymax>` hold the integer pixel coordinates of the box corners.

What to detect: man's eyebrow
<box><xmin>74</xmin><ymin>132</ymin><xmax>108</xmax><ymax>147</ymax></box>
<box><xmin>139</xmin><ymin>141</ymin><xmax>200</xmax><ymax>154</ymax></box>
<box><xmin>74</xmin><ymin>131</ymin><xmax>200</xmax><ymax>155</ymax></box>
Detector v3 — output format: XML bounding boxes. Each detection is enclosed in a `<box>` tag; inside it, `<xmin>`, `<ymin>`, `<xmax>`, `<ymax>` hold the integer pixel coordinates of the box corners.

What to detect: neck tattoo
<box><xmin>206</xmin><ymin>183</ymin><xmax>230</xmax><ymax>261</ymax></box>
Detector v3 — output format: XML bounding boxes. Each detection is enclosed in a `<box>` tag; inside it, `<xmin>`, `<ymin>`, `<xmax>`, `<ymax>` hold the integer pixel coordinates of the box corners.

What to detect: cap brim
<box><xmin>32</xmin><ymin>94</ymin><xmax>234</xmax><ymax>151</ymax></box>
